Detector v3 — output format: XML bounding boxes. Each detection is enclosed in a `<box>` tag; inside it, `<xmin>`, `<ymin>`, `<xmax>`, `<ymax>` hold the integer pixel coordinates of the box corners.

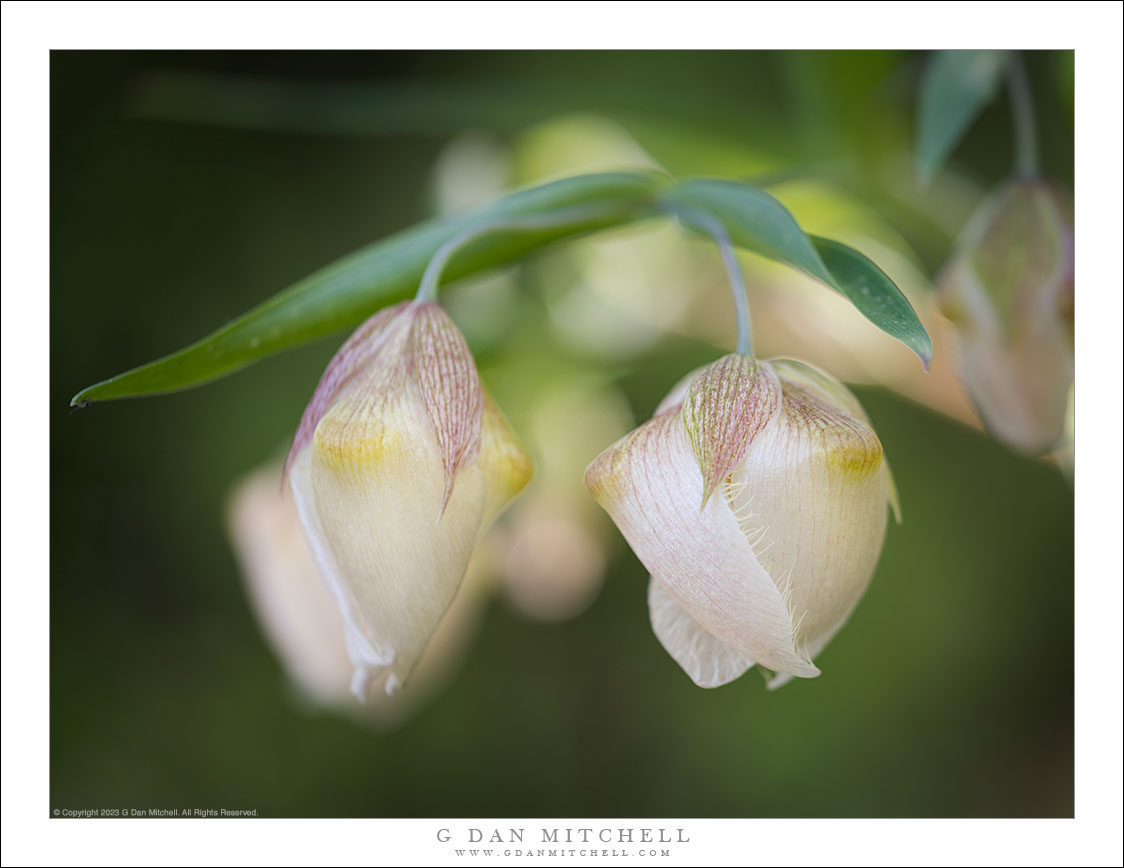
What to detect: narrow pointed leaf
<box><xmin>72</xmin><ymin>171</ymin><xmax>666</xmax><ymax>405</ymax></box>
<box><xmin>660</xmin><ymin>178</ymin><xmax>838</xmax><ymax>289</ymax></box>
<box><xmin>810</xmin><ymin>236</ymin><xmax>932</xmax><ymax>367</ymax></box>
<box><xmin>916</xmin><ymin>50</ymin><xmax>1008</xmax><ymax>186</ymax></box>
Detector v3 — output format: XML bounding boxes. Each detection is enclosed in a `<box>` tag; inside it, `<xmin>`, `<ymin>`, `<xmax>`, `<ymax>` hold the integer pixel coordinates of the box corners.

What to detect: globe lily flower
<box><xmin>586</xmin><ymin>354</ymin><xmax>898</xmax><ymax>688</ymax></box>
<box><xmin>286</xmin><ymin>300</ymin><xmax>533</xmax><ymax>701</ymax></box>
<box><xmin>938</xmin><ymin>179</ymin><xmax>1074</xmax><ymax>456</ymax></box>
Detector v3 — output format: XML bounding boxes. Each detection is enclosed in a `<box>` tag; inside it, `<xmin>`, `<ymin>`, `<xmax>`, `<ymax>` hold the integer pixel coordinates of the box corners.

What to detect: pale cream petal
<box><xmin>586</xmin><ymin>409</ymin><xmax>817</xmax><ymax>678</ymax></box>
<box><xmin>765</xmin><ymin>671</ymin><xmax>794</xmax><ymax>691</ymax></box>
<box><xmin>648</xmin><ymin>577</ymin><xmax>755</xmax><ymax>688</ymax></box>
<box><xmin>475</xmin><ymin>390</ymin><xmax>534</xmax><ymax>535</ymax></box>
<box><xmin>728</xmin><ymin>359</ymin><xmax>888</xmax><ymax>662</ymax></box>
<box><xmin>291</xmin><ymin>374</ymin><xmax>488</xmax><ymax>700</ymax></box>
<box><xmin>231</xmin><ymin>456</ymin><xmax>498</xmax><ymax>725</ymax></box>
<box><xmin>767</xmin><ymin>357</ymin><xmax>869</xmax><ymax>421</ymax></box>
<box><xmin>227</xmin><ymin>462</ymin><xmax>353</xmax><ymax>705</ymax></box>
<box><xmin>770</xmin><ymin>357</ymin><xmax>901</xmax><ymax>521</ymax></box>
<box><xmin>883</xmin><ymin>459</ymin><xmax>902</xmax><ymax>525</ymax></box>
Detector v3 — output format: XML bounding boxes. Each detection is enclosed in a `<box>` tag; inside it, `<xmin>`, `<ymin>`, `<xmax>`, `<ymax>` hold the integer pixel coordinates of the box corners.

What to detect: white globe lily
<box><xmin>286</xmin><ymin>300</ymin><xmax>533</xmax><ymax>701</ymax></box>
<box><xmin>939</xmin><ymin>179</ymin><xmax>1074</xmax><ymax>456</ymax></box>
<box><xmin>586</xmin><ymin>354</ymin><xmax>898</xmax><ymax>688</ymax></box>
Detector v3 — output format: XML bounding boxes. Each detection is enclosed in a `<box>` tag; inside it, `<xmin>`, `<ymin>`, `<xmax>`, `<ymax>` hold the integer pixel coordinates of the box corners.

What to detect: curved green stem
<box><xmin>415</xmin><ymin>204</ymin><xmax>622</xmax><ymax>303</ymax></box>
<box><xmin>1007</xmin><ymin>52</ymin><xmax>1040</xmax><ymax>178</ymax></box>
<box><xmin>666</xmin><ymin>206</ymin><xmax>754</xmax><ymax>357</ymax></box>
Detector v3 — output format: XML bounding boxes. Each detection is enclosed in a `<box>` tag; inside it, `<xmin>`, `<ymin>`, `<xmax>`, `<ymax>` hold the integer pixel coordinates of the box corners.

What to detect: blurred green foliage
<box><xmin>52</xmin><ymin>50</ymin><xmax>1073</xmax><ymax>818</ymax></box>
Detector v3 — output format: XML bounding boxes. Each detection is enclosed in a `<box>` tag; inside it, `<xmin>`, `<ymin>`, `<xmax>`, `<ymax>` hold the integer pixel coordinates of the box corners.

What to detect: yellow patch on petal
<box><xmin>313</xmin><ymin>393</ymin><xmax>413</xmax><ymax>472</ymax></box>
<box><xmin>770</xmin><ymin>359</ymin><xmax>883</xmax><ymax>477</ymax></box>
<box><xmin>308</xmin><ymin>319</ymin><xmax>415</xmax><ymax>473</ymax></box>
<box><xmin>823</xmin><ymin>431</ymin><xmax>883</xmax><ymax>476</ymax></box>
<box><xmin>782</xmin><ymin>396</ymin><xmax>883</xmax><ymax>477</ymax></box>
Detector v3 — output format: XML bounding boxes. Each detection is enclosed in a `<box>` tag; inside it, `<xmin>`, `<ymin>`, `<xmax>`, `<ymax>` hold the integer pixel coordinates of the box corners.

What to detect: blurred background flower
<box><xmin>53</xmin><ymin>49</ymin><xmax>1073</xmax><ymax>817</ymax></box>
<box><xmin>937</xmin><ymin>180</ymin><xmax>1074</xmax><ymax>457</ymax></box>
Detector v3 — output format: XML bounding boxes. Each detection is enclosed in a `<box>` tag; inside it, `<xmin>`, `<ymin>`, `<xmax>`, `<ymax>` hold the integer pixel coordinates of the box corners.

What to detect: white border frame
<box><xmin>3</xmin><ymin>3</ymin><xmax>1120</xmax><ymax>865</ymax></box>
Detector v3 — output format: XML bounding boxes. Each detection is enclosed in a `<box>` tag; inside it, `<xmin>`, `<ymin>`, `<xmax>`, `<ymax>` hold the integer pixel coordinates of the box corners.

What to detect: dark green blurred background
<box><xmin>51</xmin><ymin>51</ymin><xmax>1073</xmax><ymax>818</ymax></box>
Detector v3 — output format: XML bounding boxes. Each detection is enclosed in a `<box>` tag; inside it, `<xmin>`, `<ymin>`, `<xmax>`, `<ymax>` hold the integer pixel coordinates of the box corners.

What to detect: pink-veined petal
<box><xmin>411</xmin><ymin>302</ymin><xmax>484</xmax><ymax>513</ymax></box>
<box><xmin>648</xmin><ymin>577</ymin><xmax>756</xmax><ymax>688</ymax></box>
<box><xmin>727</xmin><ymin>359</ymin><xmax>888</xmax><ymax>663</ymax></box>
<box><xmin>586</xmin><ymin>408</ymin><xmax>817</xmax><ymax>678</ymax></box>
<box><xmin>681</xmin><ymin>354</ymin><xmax>781</xmax><ymax>507</ymax></box>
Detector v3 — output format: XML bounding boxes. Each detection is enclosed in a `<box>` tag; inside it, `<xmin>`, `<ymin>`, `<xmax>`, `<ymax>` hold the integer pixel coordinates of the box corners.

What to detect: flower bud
<box><xmin>585</xmin><ymin>355</ymin><xmax>896</xmax><ymax>688</ymax></box>
<box><xmin>286</xmin><ymin>301</ymin><xmax>533</xmax><ymax>700</ymax></box>
<box><xmin>938</xmin><ymin>180</ymin><xmax>1074</xmax><ymax>455</ymax></box>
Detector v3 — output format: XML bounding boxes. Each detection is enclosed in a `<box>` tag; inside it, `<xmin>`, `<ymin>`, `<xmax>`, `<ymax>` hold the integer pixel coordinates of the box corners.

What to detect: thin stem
<box><xmin>415</xmin><ymin>204</ymin><xmax>619</xmax><ymax>303</ymax></box>
<box><xmin>669</xmin><ymin>207</ymin><xmax>754</xmax><ymax>356</ymax></box>
<box><xmin>1007</xmin><ymin>52</ymin><xmax>1040</xmax><ymax>178</ymax></box>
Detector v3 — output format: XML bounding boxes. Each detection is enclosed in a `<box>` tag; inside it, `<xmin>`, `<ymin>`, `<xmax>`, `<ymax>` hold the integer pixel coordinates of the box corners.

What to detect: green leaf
<box><xmin>810</xmin><ymin>236</ymin><xmax>932</xmax><ymax>367</ymax></box>
<box><xmin>659</xmin><ymin>179</ymin><xmax>928</xmax><ymax>366</ymax></box>
<box><xmin>660</xmin><ymin>178</ymin><xmax>839</xmax><ymax>289</ymax></box>
<box><xmin>72</xmin><ymin>171</ymin><xmax>667</xmax><ymax>405</ymax></box>
<box><xmin>916</xmin><ymin>50</ymin><xmax>1008</xmax><ymax>186</ymax></box>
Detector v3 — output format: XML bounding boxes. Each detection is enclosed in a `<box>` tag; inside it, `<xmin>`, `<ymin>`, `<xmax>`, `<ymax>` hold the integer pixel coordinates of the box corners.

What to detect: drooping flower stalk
<box><xmin>668</xmin><ymin>206</ymin><xmax>754</xmax><ymax>356</ymax></box>
<box><xmin>1006</xmin><ymin>52</ymin><xmax>1040</xmax><ymax>178</ymax></box>
<box><xmin>415</xmin><ymin>204</ymin><xmax>625</xmax><ymax>303</ymax></box>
